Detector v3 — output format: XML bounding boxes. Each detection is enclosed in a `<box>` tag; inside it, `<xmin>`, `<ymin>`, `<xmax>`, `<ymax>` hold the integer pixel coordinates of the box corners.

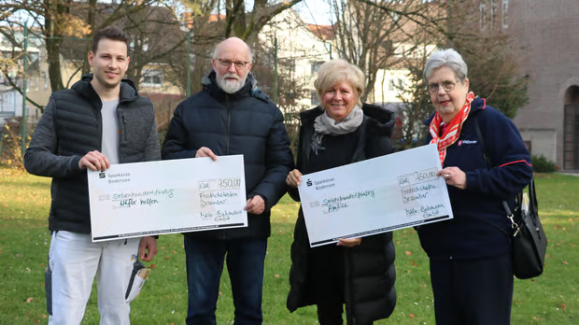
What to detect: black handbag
<box><xmin>474</xmin><ymin>116</ymin><xmax>547</xmax><ymax>279</ymax></box>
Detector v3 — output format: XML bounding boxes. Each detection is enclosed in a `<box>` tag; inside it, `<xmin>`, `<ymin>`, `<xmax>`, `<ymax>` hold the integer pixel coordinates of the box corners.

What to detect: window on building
<box><xmin>142</xmin><ymin>69</ymin><xmax>163</xmax><ymax>88</ymax></box>
<box><xmin>311</xmin><ymin>90</ymin><xmax>320</xmax><ymax>106</ymax></box>
<box><xmin>502</xmin><ymin>0</ymin><xmax>509</xmax><ymax>30</ymax></box>
<box><xmin>480</xmin><ymin>2</ymin><xmax>487</xmax><ymax>31</ymax></box>
<box><xmin>390</xmin><ymin>79</ymin><xmax>399</xmax><ymax>92</ymax></box>
<box><xmin>288</xmin><ymin>59</ymin><xmax>296</xmax><ymax>73</ymax></box>
<box><xmin>43</xmin><ymin>71</ymin><xmax>48</xmax><ymax>90</ymax></box>
<box><xmin>382</xmin><ymin>73</ymin><xmax>391</xmax><ymax>92</ymax></box>
<box><xmin>311</xmin><ymin>61</ymin><xmax>324</xmax><ymax>74</ymax></box>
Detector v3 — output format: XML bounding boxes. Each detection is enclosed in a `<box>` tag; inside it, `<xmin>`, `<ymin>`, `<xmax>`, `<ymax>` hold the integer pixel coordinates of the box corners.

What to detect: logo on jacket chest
<box><xmin>458</xmin><ymin>140</ymin><xmax>477</xmax><ymax>146</ymax></box>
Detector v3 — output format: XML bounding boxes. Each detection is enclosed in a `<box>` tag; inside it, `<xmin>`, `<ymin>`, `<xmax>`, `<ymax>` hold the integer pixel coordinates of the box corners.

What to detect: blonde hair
<box><xmin>314</xmin><ymin>59</ymin><xmax>365</xmax><ymax>107</ymax></box>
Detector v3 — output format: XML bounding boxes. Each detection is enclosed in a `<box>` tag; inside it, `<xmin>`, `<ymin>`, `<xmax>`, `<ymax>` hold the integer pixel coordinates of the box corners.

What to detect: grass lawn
<box><xmin>0</xmin><ymin>170</ymin><xmax>577</xmax><ymax>324</ymax></box>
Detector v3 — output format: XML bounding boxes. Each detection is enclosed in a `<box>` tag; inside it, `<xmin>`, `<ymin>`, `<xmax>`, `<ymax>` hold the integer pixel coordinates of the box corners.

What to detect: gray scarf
<box><xmin>311</xmin><ymin>105</ymin><xmax>364</xmax><ymax>155</ymax></box>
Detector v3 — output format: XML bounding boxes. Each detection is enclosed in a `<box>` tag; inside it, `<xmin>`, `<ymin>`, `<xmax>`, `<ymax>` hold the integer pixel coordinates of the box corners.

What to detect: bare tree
<box><xmin>331</xmin><ymin>0</ymin><xmax>442</xmax><ymax>103</ymax></box>
<box><xmin>169</xmin><ymin>0</ymin><xmax>310</xmax><ymax>96</ymax></box>
<box><xmin>364</xmin><ymin>0</ymin><xmax>529</xmax><ymax>118</ymax></box>
<box><xmin>0</xmin><ymin>0</ymin><xmax>168</xmax><ymax>111</ymax></box>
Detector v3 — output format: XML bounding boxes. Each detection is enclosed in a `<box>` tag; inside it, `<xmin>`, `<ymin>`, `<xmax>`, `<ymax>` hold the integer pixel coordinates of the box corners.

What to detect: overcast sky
<box><xmin>294</xmin><ymin>0</ymin><xmax>334</xmax><ymax>25</ymax></box>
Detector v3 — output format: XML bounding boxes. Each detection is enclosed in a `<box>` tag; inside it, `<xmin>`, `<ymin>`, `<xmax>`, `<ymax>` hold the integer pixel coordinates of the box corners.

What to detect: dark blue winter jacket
<box><xmin>161</xmin><ymin>71</ymin><xmax>294</xmax><ymax>239</ymax></box>
<box><xmin>417</xmin><ymin>97</ymin><xmax>533</xmax><ymax>260</ymax></box>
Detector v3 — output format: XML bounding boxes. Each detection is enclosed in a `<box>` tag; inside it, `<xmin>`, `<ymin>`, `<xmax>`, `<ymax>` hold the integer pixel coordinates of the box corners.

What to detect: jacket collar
<box><xmin>424</xmin><ymin>96</ymin><xmax>486</xmax><ymax>126</ymax></box>
<box><xmin>300</xmin><ymin>103</ymin><xmax>396</xmax><ymax>136</ymax></box>
<box><xmin>72</xmin><ymin>74</ymin><xmax>139</xmax><ymax>104</ymax></box>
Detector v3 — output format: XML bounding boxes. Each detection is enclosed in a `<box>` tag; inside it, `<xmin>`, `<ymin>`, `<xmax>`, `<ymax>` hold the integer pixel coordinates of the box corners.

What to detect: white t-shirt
<box><xmin>101</xmin><ymin>99</ymin><xmax>120</xmax><ymax>164</ymax></box>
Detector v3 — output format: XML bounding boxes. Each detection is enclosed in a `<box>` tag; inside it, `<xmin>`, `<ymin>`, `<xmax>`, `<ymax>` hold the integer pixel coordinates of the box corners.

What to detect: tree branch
<box><xmin>2</xmin><ymin>73</ymin><xmax>45</xmax><ymax>113</ymax></box>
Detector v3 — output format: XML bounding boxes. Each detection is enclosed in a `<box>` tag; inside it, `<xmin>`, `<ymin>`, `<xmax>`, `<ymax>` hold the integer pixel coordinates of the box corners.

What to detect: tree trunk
<box><xmin>82</xmin><ymin>0</ymin><xmax>97</xmax><ymax>76</ymax></box>
<box><xmin>44</xmin><ymin>0</ymin><xmax>65</xmax><ymax>92</ymax></box>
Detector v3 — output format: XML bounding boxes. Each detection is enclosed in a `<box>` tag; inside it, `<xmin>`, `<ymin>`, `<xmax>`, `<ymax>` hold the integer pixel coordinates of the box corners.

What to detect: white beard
<box><xmin>216</xmin><ymin>73</ymin><xmax>246</xmax><ymax>94</ymax></box>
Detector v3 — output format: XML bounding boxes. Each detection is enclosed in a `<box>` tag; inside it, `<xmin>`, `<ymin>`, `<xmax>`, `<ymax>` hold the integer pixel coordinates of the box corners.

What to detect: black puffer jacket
<box><xmin>162</xmin><ymin>71</ymin><xmax>294</xmax><ymax>239</ymax></box>
<box><xmin>287</xmin><ymin>104</ymin><xmax>397</xmax><ymax>324</ymax></box>
<box><xmin>24</xmin><ymin>75</ymin><xmax>161</xmax><ymax>234</ymax></box>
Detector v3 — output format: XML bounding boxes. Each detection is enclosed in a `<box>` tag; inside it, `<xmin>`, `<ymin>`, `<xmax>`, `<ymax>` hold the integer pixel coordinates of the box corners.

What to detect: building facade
<box><xmin>509</xmin><ymin>0</ymin><xmax>579</xmax><ymax>169</ymax></box>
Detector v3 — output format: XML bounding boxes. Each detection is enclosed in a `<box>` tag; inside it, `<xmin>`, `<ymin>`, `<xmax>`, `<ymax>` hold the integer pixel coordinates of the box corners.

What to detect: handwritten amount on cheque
<box><xmin>114</xmin><ymin>189</ymin><xmax>240</xmax><ymax>209</ymax></box>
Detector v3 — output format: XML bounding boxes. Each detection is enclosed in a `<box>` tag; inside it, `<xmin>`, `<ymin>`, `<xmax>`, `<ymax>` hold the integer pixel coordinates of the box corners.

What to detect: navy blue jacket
<box><xmin>162</xmin><ymin>71</ymin><xmax>294</xmax><ymax>239</ymax></box>
<box><xmin>417</xmin><ymin>97</ymin><xmax>533</xmax><ymax>260</ymax></box>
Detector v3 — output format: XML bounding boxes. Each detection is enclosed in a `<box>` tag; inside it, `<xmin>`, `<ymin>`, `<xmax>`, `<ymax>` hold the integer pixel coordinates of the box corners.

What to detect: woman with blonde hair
<box><xmin>286</xmin><ymin>59</ymin><xmax>397</xmax><ymax>325</ymax></box>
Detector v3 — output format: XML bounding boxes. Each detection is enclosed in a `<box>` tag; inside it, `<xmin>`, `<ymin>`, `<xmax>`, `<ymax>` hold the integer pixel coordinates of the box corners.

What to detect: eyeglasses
<box><xmin>215</xmin><ymin>58</ymin><xmax>250</xmax><ymax>70</ymax></box>
<box><xmin>428</xmin><ymin>80</ymin><xmax>457</xmax><ymax>94</ymax></box>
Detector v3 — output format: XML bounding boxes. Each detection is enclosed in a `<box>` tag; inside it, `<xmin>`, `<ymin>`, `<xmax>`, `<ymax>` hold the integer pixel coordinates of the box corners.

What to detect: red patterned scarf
<box><xmin>429</xmin><ymin>92</ymin><xmax>475</xmax><ymax>165</ymax></box>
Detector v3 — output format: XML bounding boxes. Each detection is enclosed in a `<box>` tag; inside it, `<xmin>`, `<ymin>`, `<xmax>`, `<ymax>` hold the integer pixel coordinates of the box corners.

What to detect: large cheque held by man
<box><xmin>88</xmin><ymin>155</ymin><xmax>247</xmax><ymax>242</ymax></box>
<box><xmin>298</xmin><ymin>144</ymin><xmax>453</xmax><ymax>247</ymax></box>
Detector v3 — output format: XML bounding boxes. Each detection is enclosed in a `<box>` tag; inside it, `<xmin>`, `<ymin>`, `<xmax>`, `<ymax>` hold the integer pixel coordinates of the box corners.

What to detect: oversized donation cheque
<box><xmin>88</xmin><ymin>155</ymin><xmax>247</xmax><ymax>242</ymax></box>
<box><xmin>298</xmin><ymin>144</ymin><xmax>453</xmax><ymax>247</ymax></box>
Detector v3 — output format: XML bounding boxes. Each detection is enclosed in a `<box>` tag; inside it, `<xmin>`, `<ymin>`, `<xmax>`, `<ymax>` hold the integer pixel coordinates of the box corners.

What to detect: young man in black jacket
<box><xmin>25</xmin><ymin>26</ymin><xmax>160</xmax><ymax>324</ymax></box>
<box><xmin>162</xmin><ymin>37</ymin><xmax>294</xmax><ymax>325</ymax></box>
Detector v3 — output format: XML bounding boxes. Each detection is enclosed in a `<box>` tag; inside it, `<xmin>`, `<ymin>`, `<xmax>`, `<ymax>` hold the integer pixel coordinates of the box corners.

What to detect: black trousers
<box><xmin>429</xmin><ymin>254</ymin><xmax>513</xmax><ymax>325</ymax></box>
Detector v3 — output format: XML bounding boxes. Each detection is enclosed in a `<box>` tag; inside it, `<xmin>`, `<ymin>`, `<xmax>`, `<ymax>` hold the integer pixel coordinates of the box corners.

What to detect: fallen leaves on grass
<box><xmin>562</xmin><ymin>303</ymin><xmax>567</xmax><ymax>310</ymax></box>
<box><xmin>562</xmin><ymin>261</ymin><xmax>568</xmax><ymax>265</ymax></box>
<box><xmin>405</xmin><ymin>251</ymin><xmax>412</xmax><ymax>255</ymax></box>
<box><xmin>410</xmin><ymin>314</ymin><xmax>415</xmax><ymax>318</ymax></box>
<box><xmin>26</xmin><ymin>297</ymin><xmax>33</xmax><ymax>303</ymax></box>
<box><xmin>274</xmin><ymin>274</ymin><xmax>280</xmax><ymax>278</ymax></box>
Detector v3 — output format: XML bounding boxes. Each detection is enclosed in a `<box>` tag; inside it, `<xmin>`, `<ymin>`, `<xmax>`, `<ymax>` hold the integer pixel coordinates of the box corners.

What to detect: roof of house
<box><xmin>307</xmin><ymin>24</ymin><xmax>336</xmax><ymax>40</ymax></box>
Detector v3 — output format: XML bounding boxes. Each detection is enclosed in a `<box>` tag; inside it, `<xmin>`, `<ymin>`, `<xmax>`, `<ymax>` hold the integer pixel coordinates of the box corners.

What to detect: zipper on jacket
<box><xmin>97</xmin><ymin>110</ymin><xmax>103</xmax><ymax>156</ymax></box>
<box><xmin>223</xmin><ymin>95</ymin><xmax>231</xmax><ymax>240</ymax></box>
<box><xmin>226</xmin><ymin>95</ymin><xmax>231</xmax><ymax>155</ymax></box>
<box><xmin>121</xmin><ymin>113</ymin><xmax>128</xmax><ymax>144</ymax></box>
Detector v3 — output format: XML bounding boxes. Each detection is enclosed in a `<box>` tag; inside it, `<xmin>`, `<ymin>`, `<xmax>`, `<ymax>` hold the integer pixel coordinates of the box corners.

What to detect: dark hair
<box><xmin>92</xmin><ymin>26</ymin><xmax>130</xmax><ymax>56</ymax></box>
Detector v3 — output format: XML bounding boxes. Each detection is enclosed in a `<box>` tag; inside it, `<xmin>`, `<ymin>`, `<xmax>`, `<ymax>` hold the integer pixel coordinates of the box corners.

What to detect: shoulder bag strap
<box><xmin>473</xmin><ymin>115</ymin><xmax>521</xmax><ymax>236</ymax></box>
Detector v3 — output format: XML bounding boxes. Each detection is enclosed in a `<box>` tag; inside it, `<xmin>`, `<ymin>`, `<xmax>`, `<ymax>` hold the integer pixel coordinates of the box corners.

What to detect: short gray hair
<box><xmin>423</xmin><ymin>48</ymin><xmax>468</xmax><ymax>84</ymax></box>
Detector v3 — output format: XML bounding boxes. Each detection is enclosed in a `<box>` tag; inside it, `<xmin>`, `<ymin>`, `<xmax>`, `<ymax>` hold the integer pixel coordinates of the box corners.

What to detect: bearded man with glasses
<box><xmin>162</xmin><ymin>37</ymin><xmax>294</xmax><ymax>325</ymax></box>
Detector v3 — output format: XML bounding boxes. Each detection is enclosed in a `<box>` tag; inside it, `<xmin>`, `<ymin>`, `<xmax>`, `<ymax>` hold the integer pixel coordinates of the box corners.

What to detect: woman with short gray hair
<box><xmin>285</xmin><ymin>59</ymin><xmax>397</xmax><ymax>324</ymax></box>
<box><xmin>416</xmin><ymin>48</ymin><xmax>533</xmax><ymax>325</ymax></box>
